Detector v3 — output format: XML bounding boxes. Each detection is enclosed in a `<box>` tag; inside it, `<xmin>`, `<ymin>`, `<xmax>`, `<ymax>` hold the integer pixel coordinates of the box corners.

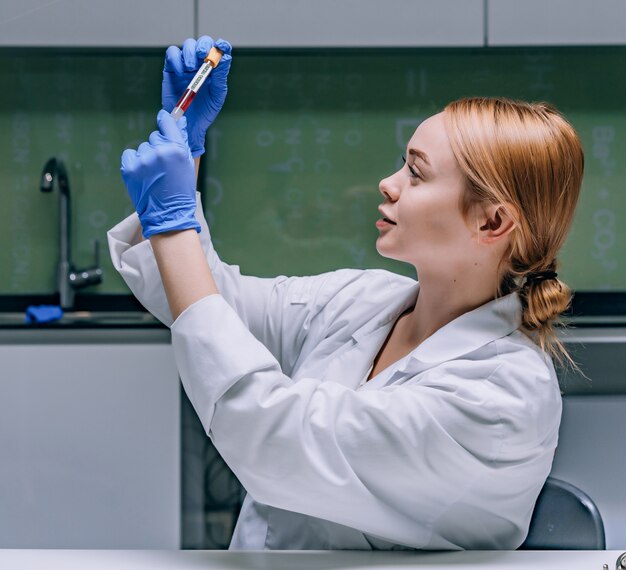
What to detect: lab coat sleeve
<box><xmin>107</xmin><ymin>192</ymin><xmax>335</xmax><ymax>372</ymax></box>
<box><xmin>171</xmin><ymin>294</ymin><xmax>558</xmax><ymax>549</ymax></box>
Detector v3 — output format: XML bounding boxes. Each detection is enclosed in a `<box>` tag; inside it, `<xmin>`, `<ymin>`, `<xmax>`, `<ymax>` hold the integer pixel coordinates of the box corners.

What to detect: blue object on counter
<box><xmin>25</xmin><ymin>305</ymin><xmax>64</xmax><ymax>324</ymax></box>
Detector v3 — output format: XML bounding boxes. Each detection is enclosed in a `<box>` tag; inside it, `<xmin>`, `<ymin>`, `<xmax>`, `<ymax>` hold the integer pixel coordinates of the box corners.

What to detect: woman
<box><xmin>108</xmin><ymin>37</ymin><xmax>583</xmax><ymax>550</ymax></box>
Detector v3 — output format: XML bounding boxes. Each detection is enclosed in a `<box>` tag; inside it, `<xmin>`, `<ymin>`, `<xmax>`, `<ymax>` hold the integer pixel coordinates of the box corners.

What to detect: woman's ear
<box><xmin>478</xmin><ymin>203</ymin><xmax>516</xmax><ymax>243</ymax></box>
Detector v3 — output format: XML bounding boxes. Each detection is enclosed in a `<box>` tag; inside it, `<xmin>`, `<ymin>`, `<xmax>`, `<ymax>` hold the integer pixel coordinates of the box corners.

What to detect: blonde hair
<box><xmin>443</xmin><ymin>97</ymin><xmax>584</xmax><ymax>372</ymax></box>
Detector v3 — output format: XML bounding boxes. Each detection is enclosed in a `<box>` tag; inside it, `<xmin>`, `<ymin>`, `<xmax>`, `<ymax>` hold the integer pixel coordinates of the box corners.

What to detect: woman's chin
<box><xmin>375</xmin><ymin>241</ymin><xmax>401</xmax><ymax>262</ymax></box>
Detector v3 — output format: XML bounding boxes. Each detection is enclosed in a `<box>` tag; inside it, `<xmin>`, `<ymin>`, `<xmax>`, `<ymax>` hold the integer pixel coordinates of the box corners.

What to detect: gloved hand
<box><xmin>162</xmin><ymin>36</ymin><xmax>232</xmax><ymax>158</ymax></box>
<box><xmin>121</xmin><ymin>109</ymin><xmax>200</xmax><ymax>238</ymax></box>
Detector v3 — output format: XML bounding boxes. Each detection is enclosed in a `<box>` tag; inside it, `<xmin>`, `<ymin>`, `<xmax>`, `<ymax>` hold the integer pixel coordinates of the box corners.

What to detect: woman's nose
<box><xmin>379</xmin><ymin>173</ymin><xmax>399</xmax><ymax>201</ymax></box>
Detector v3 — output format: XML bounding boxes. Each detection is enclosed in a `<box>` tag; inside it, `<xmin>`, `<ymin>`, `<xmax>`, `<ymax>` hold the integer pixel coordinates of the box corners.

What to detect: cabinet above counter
<box><xmin>0</xmin><ymin>0</ymin><xmax>194</xmax><ymax>47</ymax></box>
<box><xmin>2</xmin><ymin>0</ymin><xmax>624</xmax><ymax>48</ymax></box>
<box><xmin>200</xmin><ymin>0</ymin><xmax>485</xmax><ymax>48</ymax></box>
<box><xmin>0</xmin><ymin>0</ymin><xmax>484</xmax><ymax>48</ymax></box>
<box><xmin>488</xmin><ymin>0</ymin><xmax>626</xmax><ymax>46</ymax></box>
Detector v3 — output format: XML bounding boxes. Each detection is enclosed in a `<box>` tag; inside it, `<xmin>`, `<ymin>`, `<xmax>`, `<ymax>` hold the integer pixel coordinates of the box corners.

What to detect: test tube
<box><xmin>171</xmin><ymin>46</ymin><xmax>223</xmax><ymax>120</ymax></box>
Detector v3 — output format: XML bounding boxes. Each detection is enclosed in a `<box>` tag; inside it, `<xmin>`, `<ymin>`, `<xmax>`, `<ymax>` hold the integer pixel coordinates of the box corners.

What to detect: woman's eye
<box><xmin>401</xmin><ymin>154</ymin><xmax>422</xmax><ymax>180</ymax></box>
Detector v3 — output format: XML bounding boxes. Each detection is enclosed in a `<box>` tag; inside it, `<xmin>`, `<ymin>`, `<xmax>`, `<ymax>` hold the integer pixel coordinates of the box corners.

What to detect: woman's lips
<box><xmin>376</xmin><ymin>218</ymin><xmax>396</xmax><ymax>228</ymax></box>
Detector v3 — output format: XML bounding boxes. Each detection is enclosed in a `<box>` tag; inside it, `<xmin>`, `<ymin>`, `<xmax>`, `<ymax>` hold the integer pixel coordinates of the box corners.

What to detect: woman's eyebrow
<box><xmin>408</xmin><ymin>148</ymin><xmax>432</xmax><ymax>170</ymax></box>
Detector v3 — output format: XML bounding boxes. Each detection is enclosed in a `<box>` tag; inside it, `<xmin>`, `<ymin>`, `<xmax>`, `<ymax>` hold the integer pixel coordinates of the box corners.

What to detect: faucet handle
<box><xmin>69</xmin><ymin>239</ymin><xmax>103</xmax><ymax>290</ymax></box>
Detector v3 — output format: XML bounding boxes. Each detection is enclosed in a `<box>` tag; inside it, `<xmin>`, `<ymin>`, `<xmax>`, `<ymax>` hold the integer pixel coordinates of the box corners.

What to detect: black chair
<box><xmin>519</xmin><ymin>476</ymin><xmax>605</xmax><ymax>550</ymax></box>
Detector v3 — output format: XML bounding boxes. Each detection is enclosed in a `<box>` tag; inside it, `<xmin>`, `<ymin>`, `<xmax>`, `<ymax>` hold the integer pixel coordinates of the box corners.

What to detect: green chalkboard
<box><xmin>1</xmin><ymin>47</ymin><xmax>624</xmax><ymax>295</ymax></box>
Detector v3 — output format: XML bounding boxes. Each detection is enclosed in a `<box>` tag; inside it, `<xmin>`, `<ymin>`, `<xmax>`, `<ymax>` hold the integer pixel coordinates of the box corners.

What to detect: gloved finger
<box><xmin>177</xmin><ymin>115</ymin><xmax>189</xmax><ymax>146</ymax></box>
<box><xmin>181</xmin><ymin>38</ymin><xmax>198</xmax><ymax>72</ymax></box>
<box><xmin>152</xmin><ymin>114</ymin><xmax>189</xmax><ymax>146</ymax></box>
<box><xmin>196</xmin><ymin>35</ymin><xmax>214</xmax><ymax>61</ymax></box>
<box><xmin>164</xmin><ymin>45</ymin><xmax>184</xmax><ymax>75</ymax></box>
<box><xmin>148</xmin><ymin>129</ymin><xmax>165</xmax><ymax>147</ymax></box>
<box><xmin>120</xmin><ymin>148</ymin><xmax>139</xmax><ymax>174</ymax></box>
<box><xmin>210</xmin><ymin>52</ymin><xmax>232</xmax><ymax>81</ymax></box>
<box><xmin>215</xmin><ymin>38</ymin><xmax>232</xmax><ymax>56</ymax></box>
<box><xmin>137</xmin><ymin>141</ymin><xmax>152</xmax><ymax>155</ymax></box>
<box><xmin>157</xmin><ymin>108</ymin><xmax>186</xmax><ymax>145</ymax></box>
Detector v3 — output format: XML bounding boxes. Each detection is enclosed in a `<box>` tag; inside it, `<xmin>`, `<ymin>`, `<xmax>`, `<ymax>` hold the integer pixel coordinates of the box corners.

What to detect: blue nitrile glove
<box><xmin>162</xmin><ymin>36</ymin><xmax>232</xmax><ymax>158</ymax></box>
<box><xmin>120</xmin><ymin>109</ymin><xmax>200</xmax><ymax>238</ymax></box>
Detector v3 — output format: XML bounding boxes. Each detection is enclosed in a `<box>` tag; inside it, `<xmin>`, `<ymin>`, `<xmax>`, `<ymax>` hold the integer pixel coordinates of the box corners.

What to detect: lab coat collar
<box><xmin>409</xmin><ymin>286</ymin><xmax>522</xmax><ymax>364</ymax></box>
<box><xmin>351</xmin><ymin>280</ymin><xmax>420</xmax><ymax>344</ymax></box>
<box><xmin>355</xmin><ymin>281</ymin><xmax>522</xmax><ymax>366</ymax></box>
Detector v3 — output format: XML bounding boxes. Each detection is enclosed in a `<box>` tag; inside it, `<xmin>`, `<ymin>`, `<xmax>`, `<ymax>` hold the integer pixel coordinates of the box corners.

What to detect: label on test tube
<box><xmin>188</xmin><ymin>63</ymin><xmax>213</xmax><ymax>94</ymax></box>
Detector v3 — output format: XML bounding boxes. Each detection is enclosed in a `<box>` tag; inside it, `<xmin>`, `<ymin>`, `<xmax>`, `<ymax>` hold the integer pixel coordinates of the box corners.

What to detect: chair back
<box><xmin>519</xmin><ymin>476</ymin><xmax>605</xmax><ymax>550</ymax></box>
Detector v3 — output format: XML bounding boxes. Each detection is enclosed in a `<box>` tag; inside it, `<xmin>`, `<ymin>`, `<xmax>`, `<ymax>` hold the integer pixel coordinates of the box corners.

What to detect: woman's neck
<box><xmin>399</xmin><ymin>266</ymin><xmax>497</xmax><ymax>346</ymax></box>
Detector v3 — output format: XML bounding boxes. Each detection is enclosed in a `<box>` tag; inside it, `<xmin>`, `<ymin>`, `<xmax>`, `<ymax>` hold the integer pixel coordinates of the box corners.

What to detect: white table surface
<box><xmin>0</xmin><ymin>550</ymin><xmax>624</xmax><ymax>570</ymax></box>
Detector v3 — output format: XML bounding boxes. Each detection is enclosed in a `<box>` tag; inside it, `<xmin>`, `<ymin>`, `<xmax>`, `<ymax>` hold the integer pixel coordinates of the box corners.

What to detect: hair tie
<box><xmin>525</xmin><ymin>270</ymin><xmax>558</xmax><ymax>285</ymax></box>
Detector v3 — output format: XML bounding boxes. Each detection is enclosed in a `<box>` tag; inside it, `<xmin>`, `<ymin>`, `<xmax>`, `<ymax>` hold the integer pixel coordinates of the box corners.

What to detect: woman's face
<box><xmin>376</xmin><ymin>112</ymin><xmax>477</xmax><ymax>273</ymax></box>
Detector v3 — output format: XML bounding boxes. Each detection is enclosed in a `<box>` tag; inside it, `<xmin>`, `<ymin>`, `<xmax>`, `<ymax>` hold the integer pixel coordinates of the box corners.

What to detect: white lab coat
<box><xmin>108</xmin><ymin>193</ymin><xmax>562</xmax><ymax>551</ymax></box>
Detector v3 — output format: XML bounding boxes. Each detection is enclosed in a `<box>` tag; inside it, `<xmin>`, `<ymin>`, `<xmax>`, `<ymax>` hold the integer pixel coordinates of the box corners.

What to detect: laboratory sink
<box><xmin>0</xmin><ymin>311</ymin><xmax>161</xmax><ymax>327</ymax></box>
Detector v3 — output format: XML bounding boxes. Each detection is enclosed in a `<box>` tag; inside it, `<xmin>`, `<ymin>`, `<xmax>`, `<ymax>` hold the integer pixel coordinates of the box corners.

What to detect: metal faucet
<box><xmin>40</xmin><ymin>157</ymin><xmax>103</xmax><ymax>309</ymax></box>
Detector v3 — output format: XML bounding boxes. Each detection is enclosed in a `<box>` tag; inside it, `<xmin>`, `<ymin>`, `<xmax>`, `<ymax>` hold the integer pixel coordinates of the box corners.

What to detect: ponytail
<box><xmin>518</xmin><ymin>261</ymin><xmax>578</xmax><ymax>372</ymax></box>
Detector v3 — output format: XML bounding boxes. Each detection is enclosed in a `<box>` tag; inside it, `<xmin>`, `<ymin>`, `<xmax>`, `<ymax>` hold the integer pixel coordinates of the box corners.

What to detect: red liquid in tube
<box><xmin>175</xmin><ymin>89</ymin><xmax>196</xmax><ymax>113</ymax></box>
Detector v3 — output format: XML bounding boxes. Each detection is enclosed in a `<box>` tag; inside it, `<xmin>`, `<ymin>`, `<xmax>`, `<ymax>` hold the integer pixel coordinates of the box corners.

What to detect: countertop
<box><xmin>0</xmin><ymin>549</ymin><xmax>624</xmax><ymax>569</ymax></box>
<box><xmin>0</xmin><ymin>310</ymin><xmax>163</xmax><ymax>328</ymax></box>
